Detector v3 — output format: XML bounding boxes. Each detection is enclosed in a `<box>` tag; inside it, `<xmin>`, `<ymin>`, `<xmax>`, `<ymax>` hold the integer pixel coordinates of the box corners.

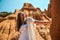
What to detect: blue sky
<box><xmin>0</xmin><ymin>0</ymin><xmax>50</xmax><ymax>12</ymax></box>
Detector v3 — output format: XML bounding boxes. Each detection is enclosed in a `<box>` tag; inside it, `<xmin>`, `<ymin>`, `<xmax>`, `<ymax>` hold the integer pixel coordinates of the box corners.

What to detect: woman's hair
<box><xmin>17</xmin><ymin>13</ymin><xmax>23</xmax><ymax>31</ymax></box>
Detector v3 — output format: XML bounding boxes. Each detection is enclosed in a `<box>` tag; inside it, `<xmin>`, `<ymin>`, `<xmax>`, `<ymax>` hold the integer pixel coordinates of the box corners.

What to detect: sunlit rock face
<box><xmin>35</xmin><ymin>20</ymin><xmax>51</xmax><ymax>40</ymax></box>
<box><xmin>0</xmin><ymin>3</ymin><xmax>52</xmax><ymax>40</ymax></box>
<box><xmin>0</xmin><ymin>14</ymin><xmax>19</xmax><ymax>40</ymax></box>
<box><xmin>20</xmin><ymin>3</ymin><xmax>51</xmax><ymax>20</ymax></box>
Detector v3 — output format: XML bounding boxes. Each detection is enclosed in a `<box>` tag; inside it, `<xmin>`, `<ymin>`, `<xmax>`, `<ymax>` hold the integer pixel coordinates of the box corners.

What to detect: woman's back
<box><xmin>18</xmin><ymin>24</ymin><xmax>29</xmax><ymax>40</ymax></box>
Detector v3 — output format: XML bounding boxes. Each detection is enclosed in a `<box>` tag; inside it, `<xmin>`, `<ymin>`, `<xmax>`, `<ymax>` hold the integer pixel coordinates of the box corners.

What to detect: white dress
<box><xmin>18</xmin><ymin>24</ymin><xmax>29</xmax><ymax>40</ymax></box>
<box><xmin>18</xmin><ymin>17</ymin><xmax>35</xmax><ymax>40</ymax></box>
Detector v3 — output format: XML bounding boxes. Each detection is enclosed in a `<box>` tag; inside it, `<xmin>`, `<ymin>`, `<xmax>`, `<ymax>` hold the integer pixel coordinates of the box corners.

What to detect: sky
<box><xmin>0</xmin><ymin>0</ymin><xmax>50</xmax><ymax>12</ymax></box>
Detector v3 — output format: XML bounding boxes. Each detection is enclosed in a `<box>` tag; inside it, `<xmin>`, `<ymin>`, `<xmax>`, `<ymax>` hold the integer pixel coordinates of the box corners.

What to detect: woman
<box><xmin>18</xmin><ymin>12</ymin><xmax>29</xmax><ymax>40</ymax></box>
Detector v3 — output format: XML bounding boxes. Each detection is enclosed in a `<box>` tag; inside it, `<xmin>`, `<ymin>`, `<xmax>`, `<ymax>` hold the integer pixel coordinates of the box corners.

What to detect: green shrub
<box><xmin>0</xmin><ymin>12</ymin><xmax>13</xmax><ymax>17</ymax></box>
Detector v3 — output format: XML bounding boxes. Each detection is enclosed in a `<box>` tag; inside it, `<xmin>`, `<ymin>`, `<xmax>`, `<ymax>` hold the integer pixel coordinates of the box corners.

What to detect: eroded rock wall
<box><xmin>50</xmin><ymin>0</ymin><xmax>60</xmax><ymax>40</ymax></box>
